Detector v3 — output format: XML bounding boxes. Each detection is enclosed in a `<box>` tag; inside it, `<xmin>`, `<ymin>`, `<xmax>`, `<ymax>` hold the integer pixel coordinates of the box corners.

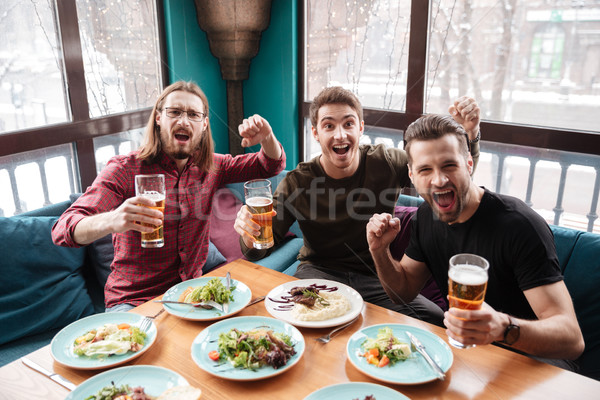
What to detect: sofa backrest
<box><xmin>0</xmin><ymin>215</ymin><xmax>96</xmax><ymax>346</ymax></box>
<box><xmin>551</xmin><ymin>225</ymin><xmax>600</xmax><ymax>380</ymax></box>
<box><xmin>19</xmin><ymin>199</ymin><xmax>72</xmax><ymax>217</ymax></box>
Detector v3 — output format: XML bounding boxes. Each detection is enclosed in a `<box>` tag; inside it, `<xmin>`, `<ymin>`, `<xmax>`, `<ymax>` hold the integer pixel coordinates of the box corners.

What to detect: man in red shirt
<box><xmin>52</xmin><ymin>81</ymin><xmax>285</xmax><ymax>311</ymax></box>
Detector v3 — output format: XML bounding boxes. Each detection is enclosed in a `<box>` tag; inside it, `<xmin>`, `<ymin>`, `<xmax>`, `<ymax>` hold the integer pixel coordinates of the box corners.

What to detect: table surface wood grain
<box><xmin>2</xmin><ymin>259</ymin><xmax>599</xmax><ymax>400</ymax></box>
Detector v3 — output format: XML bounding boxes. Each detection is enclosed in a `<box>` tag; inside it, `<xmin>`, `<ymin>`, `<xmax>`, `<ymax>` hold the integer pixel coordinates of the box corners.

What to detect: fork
<box><xmin>154</xmin><ymin>299</ymin><xmax>219</xmax><ymax>310</ymax></box>
<box><xmin>139</xmin><ymin>316</ymin><xmax>153</xmax><ymax>332</ymax></box>
<box><xmin>314</xmin><ymin>315</ymin><xmax>360</xmax><ymax>343</ymax></box>
<box><xmin>139</xmin><ymin>308</ymin><xmax>165</xmax><ymax>332</ymax></box>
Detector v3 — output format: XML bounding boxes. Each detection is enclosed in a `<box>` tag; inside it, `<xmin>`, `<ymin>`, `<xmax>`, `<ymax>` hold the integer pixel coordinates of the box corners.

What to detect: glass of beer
<box><xmin>243</xmin><ymin>179</ymin><xmax>274</xmax><ymax>249</ymax></box>
<box><xmin>447</xmin><ymin>253</ymin><xmax>489</xmax><ymax>349</ymax></box>
<box><xmin>135</xmin><ymin>174</ymin><xmax>165</xmax><ymax>248</ymax></box>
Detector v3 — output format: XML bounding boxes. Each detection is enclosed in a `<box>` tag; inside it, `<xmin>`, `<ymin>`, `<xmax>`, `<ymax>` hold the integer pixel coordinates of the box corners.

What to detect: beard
<box><xmin>170</xmin><ymin>149</ymin><xmax>191</xmax><ymax>160</ymax></box>
<box><xmin>424</xmin><ymin>184</ymin><xmax>468</xmax><ymax>224</ymax></box>
<box><xmin>159</xmin><ymin>125</ymin><xmax>201</xmax><ymax>161</ymax></box>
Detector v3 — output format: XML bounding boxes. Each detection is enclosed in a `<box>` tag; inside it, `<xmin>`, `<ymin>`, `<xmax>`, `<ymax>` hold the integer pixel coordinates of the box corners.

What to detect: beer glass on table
<box><xmin>135</xmin><ymin>174</ymin><xmax>165</xmax><ymax>248</ymax></box>
<box><xmin>243</xmin><ymin>179</ymin><xmax>274</xmax><ymax>249</ymax></box>
<box><xmin>447</xmin><ymin>253</ymin><xmax>489</xmax><ymax>349</ymax></box>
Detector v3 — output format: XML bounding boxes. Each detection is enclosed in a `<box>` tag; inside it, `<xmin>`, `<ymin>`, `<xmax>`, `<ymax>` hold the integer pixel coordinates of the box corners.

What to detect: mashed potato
<box><xmin>291</xmin><ymin>291</ymin><xmax>351</xmax><ymax>321</ymax></box>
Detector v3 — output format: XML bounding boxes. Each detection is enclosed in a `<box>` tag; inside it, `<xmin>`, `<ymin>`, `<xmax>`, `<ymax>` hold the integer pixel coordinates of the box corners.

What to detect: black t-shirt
<box><xmin>405</xmin><ymin>189</ymin><xmax>563</xmax><ymax>320</ymax></box>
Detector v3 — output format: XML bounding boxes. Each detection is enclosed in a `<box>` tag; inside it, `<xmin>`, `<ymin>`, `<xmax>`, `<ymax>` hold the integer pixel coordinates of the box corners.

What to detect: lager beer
<box><xmin>140</xmin><ymin>192</ymin><xmax>165</xmax><ymax>248</ymax></box>
<box><xmin>135</xmin><ymin>174</ymin><xmax>166</xmax><ymax>248</ymax></box>
<box><xmin>246</xmin><ymin>196</ymin><xmax>274</xmax><ymax>249</ymax></box>
<box><xmin>244</xmin><ymin>179</ymin><xmax>274</xmax><ymax>249</ymax></box>
<box><xmin>448</xmin><ymin>264</ymin><xmax>488</xmax><ymax>310</ymax></box>
<box><xmin>447</xmin><ymin>253</ymin><xmax>489</xmax><ymax>349</ymax></box>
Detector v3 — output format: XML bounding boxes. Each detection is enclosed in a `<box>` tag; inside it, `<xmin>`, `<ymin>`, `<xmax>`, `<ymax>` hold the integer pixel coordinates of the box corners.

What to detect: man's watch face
<box><xmin>505</xmin><ymin>325</ymin><xmax>520</xmax><ymax>345</ymax></box>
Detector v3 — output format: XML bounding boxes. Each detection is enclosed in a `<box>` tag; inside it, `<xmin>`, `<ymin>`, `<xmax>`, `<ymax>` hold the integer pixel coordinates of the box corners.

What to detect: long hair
<box><xmin>137</xmin><ymin>81</ymin><xmax>214</xmax><ymax>173</ymax></box>
<box><xmin>309</xmin><ymin>86</ymin><xmax>363</xmax><ymax>127</ymax></box>
<box><xmin>404</xmin><ymin>114</ymin><xmax>469</xmax><ymax>166</ymax></box>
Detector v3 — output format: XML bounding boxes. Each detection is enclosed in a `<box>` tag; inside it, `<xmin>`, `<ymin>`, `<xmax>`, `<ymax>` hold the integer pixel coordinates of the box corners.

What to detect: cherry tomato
<box><xmin>378</xmin><ymin>354</ymin><xmax>390</xmax><ymax>368</ymax></box>
<box><xmin>208</xmin><ymin>350</ymin><xmax>220</xmax><ymax>361</ymax></box>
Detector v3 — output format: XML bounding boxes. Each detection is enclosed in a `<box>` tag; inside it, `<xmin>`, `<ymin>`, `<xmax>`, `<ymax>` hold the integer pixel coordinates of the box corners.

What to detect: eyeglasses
<box><xmin>163</xmin><ymin>107</ymin><xmax>206</xmax><ymax>122</ymax></box>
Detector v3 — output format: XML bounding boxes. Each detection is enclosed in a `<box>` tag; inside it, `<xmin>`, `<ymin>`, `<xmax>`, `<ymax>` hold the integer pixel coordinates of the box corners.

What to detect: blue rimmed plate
<box><xmin>50</xmin><ymin>312</ymin><xmax>157</xmax><ymax>370</ymax></box>
<box><xmin>347</xmin><ymin>324</ymin><xmax>453</xmax><ymax>385</ymax></box>
<box><xmin>65</xmin><ymin>365</ymin><xmax>188</xmax><ymax>399</ymax></box>
<box><xmin>191</xmin><ymin>315</ymin><xmax>305</xmax><ymax>381</ymax></box>
<box><xmin>161</xmin><ymin>276</ymin><xmax>251</xmax><ymax>321</ymax></box>
<box><xmin>304</xmin><ymin>382</ymin><xmax>410</xmax><ymax>400</ymax></box>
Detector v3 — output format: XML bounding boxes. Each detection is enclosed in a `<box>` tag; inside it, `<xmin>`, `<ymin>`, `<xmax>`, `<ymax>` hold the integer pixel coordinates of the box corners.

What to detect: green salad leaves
<box><xmin>214</xmin><ymin>328</ymin><xmax>296</xmax><ymax>370</ymax></box>
<box><xmin>181</xmin><ymin>277</ymin><xmax>235</xmax><ymax>304</ymax></box>
<box><xmin>361</xmin><ymin>327</ymin><xmax>411</xmax><ymax>367</ymax></box>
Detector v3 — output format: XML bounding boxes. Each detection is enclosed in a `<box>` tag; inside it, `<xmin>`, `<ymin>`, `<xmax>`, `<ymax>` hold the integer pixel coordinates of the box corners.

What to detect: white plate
<box><xmin>191</xmin><ymin>316</ymin><xmax>305</xmax><ymax>381</ymax></box>
<box><xmin>347</xmin><ymin>324</ymin><xmax>453</xmax><ymax>385</ymax></box>
<box><xmin>161</xmin><ymin>276</ymin><xmax>251</xmax><ymax>321</ymax></box>
<box><xmin>50</xmin><ymin>312</ymin><xmax>157</xmax><ymax>370</ymax></box>
<box><xmin>66</xmin><ymin>365</ymin><xmax>188</xmax><ymax>399</ymax></box>
<box><xmin>265</xmin><ymin>279</ymin><xmax>364</xmax><ymax>328</ymax></box>
<box><xmin>304</xmin><ymin>382</ymin><xmax>410</xmax><ymax>400</ymax></box>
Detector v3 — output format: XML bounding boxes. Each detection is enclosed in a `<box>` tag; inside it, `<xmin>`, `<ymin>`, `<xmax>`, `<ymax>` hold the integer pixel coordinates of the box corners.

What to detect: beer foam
<box><xmin>449</xmin><ymin>264</ymin><xmax>488</xmax><ymax>285</ymax></box>
<box><xmin>246</xmin><ymin>196</ymin><xmax>272</xmax><ymax>207</ymax></box>
<box><xmin>141</xmin><ymin>191</ymin><xmax>165</xmax><ymax>201</ymax></box>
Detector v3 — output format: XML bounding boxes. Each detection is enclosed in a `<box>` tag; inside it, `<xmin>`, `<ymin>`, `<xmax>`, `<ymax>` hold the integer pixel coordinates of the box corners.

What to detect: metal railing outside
<box><xmin>355</xmin><ymin>127</ymin><xmax>599</xmax><ymax>233</ymax></box>
<box><xmin>0</xmin><ymin>130</ymin><xmax>143</xmax><ymax>217</ymax></box>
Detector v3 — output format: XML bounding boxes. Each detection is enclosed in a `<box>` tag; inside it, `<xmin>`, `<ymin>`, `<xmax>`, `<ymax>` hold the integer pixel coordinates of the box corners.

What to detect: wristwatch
<box><xmin>501</xmin><ymin>315</ymin><xmax>520</xmax><ymax>345</ymax></box>
<box><xmin>469</xmin><ymin>130</ymin><xmax>481</xmax><ymax>144</ymax></box>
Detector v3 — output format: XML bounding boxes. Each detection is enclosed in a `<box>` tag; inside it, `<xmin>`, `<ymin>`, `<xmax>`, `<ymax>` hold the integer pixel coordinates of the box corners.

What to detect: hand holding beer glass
<box><xmin>243</xmin><ymin>179</ymin><xmax>274</xmax><ymax>249</ymax></box>
<box><xmin>135</xmin><ymin>174</ymin><xmax>165</xmax><ymax>248</ymax></box>
<box><xmin>447</xmin><ymin>253</ymin><xmax>489</xmax><ymax>349</ymax></box>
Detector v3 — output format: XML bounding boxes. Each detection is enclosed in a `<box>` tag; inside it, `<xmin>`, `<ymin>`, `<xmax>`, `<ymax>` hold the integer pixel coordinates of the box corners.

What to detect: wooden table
<box><xmin>2</xmin><ymin>259</ymin><xmax>599</xmax><ymax>400</ymax></box>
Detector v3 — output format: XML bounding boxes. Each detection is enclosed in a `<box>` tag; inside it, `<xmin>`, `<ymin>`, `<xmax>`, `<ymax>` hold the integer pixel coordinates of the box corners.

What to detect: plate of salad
<box><xmin>65</xmin><ymin>365</ymin><xmax>189</xmax><ymax>399</ymax></box>
<box><xmin>191</xmin><ymin>315</ymin><xmax>305</xmax><ymax>381</ymax></box>
<box><xmin>51</xmin><ymin>312</ymin><xmax>157</xmax><ymax>370</ymax></box>
<box><xmin>346</xmin><ymin>324</ymin><xmax>453</xmax><ymax>385</ymax></box>
<box><xmin>161</xmin><ymin>276</ymin><xmax>251</xmax><ymax>321</ymax></box>
<box><xmin>303</xmin><ymin>382</ymin><xmax>410</xmax><ymax>400</ymax></box>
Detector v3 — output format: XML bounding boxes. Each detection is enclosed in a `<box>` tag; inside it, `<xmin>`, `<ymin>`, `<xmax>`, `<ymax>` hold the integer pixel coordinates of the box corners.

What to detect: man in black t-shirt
<box><xmin>366</xmin><ymin>114</ymin><xmax>584</xmax><ymax>365</ymax></box>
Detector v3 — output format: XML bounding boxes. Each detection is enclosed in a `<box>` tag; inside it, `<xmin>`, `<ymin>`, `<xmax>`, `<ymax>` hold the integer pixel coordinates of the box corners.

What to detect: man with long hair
<box><xmin>52</xmin><ymin>81</ymin><xmax>285</xmax><ymax>311</ymax></box>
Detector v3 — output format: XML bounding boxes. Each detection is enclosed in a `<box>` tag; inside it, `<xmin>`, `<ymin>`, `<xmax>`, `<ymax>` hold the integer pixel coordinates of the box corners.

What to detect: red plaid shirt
<box><xmin>52</xmin><ymin>149</ymin><xmax>285</xmax><ymax>308</ymax></box>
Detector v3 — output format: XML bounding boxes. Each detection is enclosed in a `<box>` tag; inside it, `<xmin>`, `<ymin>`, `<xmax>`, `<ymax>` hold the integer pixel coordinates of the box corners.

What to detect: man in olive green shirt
<box><xmin>234</xmin><ymin>86</ymin><xmax>481</xmax><ymax>325</ymax></box>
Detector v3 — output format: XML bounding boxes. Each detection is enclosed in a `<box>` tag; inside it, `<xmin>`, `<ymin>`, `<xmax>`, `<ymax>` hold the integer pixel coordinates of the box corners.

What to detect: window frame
<box><xmin>0</xmin><ymin>0</ymin><xmax>169</xmax><ymax>190</ymax></box>
<box><xmin>299</xmin><ymin>0</ymin><xmax>600</xmax><ymax>158</ymax></box>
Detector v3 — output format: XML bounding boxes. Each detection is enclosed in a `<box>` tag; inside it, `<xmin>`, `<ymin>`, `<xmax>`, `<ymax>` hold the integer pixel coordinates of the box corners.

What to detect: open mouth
<box><xmin>332</xmin><ymin>144</ymin><xmax>350</xmax><ymax>155</ymax></box>
<box><xmin>432</xmin><ymin>189</ymin><xmax>456</xmax><ymax>210</ymax></box>
<box><xmin>174</xmin><ymin>131</ymin><xmax>190</xmax><ymax>143</ymax></box>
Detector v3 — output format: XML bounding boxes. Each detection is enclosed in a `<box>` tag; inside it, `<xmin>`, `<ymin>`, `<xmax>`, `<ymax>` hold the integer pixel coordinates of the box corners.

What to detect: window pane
<box><xmin>93</xmin><ymin>128</ymin><xmax>144</xmax><ymax>173</ymax></box>
<box><xmin>0</xmin><ymin>144</ymin><xmax>78</xmax><ymax>216</ymax></box>
<box><xmin>0</xmin><ymin>1</ymin><xmax>69</xmax><ymax>134</ymax></box>
<box><xmin>426</xmin><ymin>1</ymin><xmax>600</xmax><ymax>133</ymax></box>
<box><xmin>76</xmin><ymin>0</ymin><xmax>162</xmax><ymax>117</ymax></box>
<box><xmin>306</xmin><ymin>0</ymin><xmax>412</xmax><ymax>109</ymax></box>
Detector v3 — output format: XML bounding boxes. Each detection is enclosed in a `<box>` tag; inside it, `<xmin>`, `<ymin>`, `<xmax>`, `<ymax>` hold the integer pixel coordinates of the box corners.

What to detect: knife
<box><xmin>224</xmin><ymin>272</ymin><xmax>231</xmax><ymax>313</ymax></box>
<box><xmin>405</xmin><ymin>331</ymin><xmax>446</xmax><ymax>381</ymax></box>
<box><xmin>21</xmin><ymin>357</ymin><xmax>77</xmax><ymax>391</ymax></box>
